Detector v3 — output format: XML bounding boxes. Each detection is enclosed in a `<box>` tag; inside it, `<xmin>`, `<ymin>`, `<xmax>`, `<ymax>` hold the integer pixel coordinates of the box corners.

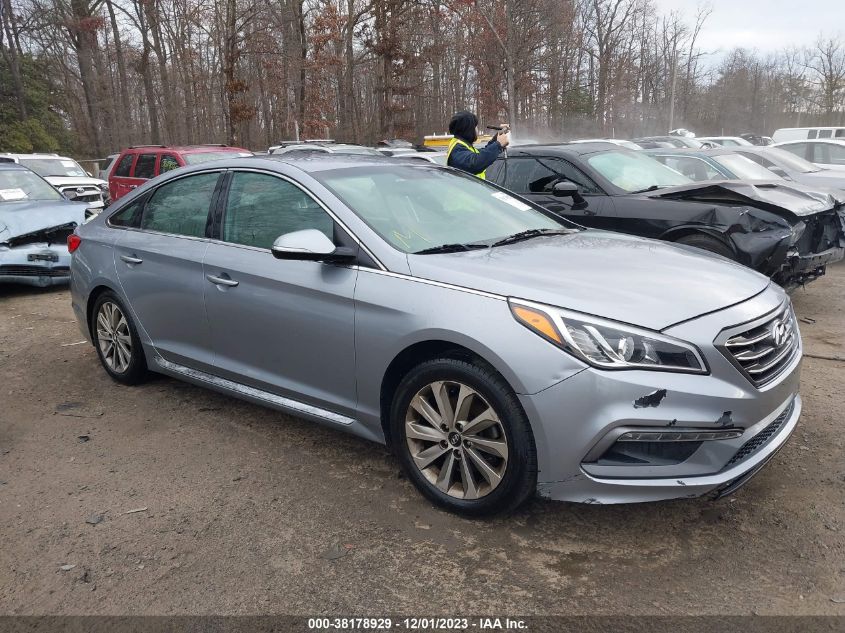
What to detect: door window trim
<box><xmin>210</xmin><ymin>167</ymin><xmax>386</xmax><ymax>270</ymax></box>
<box><xmin>105</xmin><ymin>168</ymin><xmax>226</xmax><ymax>242</ymax></box>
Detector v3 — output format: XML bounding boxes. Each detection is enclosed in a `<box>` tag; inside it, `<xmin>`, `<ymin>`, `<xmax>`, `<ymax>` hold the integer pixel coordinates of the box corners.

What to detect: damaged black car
<box><xmin>485</xmin><ymin>142</ymin><xmax>845</xmax><ymax>288</ymax></box>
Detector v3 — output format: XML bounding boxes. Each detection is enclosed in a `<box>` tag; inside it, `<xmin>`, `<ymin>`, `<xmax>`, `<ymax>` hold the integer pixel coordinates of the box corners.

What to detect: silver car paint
<box><xmin>70</xmin><ymin>157</ymin><xmax>801</xmax><ymax>504</ymax></box>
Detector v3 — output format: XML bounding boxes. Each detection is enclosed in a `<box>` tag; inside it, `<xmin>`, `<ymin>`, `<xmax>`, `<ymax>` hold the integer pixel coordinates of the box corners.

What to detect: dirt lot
<box><xmin>1</xmin><ymin>265</ymin><xmax>844</xmax><ymax>616</ymax></box>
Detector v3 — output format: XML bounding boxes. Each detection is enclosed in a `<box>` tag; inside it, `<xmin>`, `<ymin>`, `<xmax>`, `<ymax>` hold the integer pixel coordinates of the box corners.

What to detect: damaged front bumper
<box><xmin>521</xmin><ymin>284</ymin><xmax>802</xmax><ymax>504</ymax></box>
<box><xmin>774</xmin><ymin>209</ymin><xmax>845</xmax><ymax>287</ymax></box>
<box><xmin>0</xmin><ymin>242</ymin><xmax>72</xmax><ymax>287</ymax></box>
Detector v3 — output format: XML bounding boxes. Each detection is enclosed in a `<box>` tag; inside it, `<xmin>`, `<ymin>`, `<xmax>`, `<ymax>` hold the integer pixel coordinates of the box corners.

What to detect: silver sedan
<box><xmin>70</xmin><ymin>155</ymin><xmax>801</xmax><ymax>515</ymax></box>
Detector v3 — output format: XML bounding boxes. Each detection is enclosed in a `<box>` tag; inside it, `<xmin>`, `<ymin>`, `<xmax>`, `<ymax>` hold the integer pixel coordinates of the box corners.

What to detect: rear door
<box><xmin>202</xmin><ymin>169</ymin><xmax>359</xmax><ymax>417</ymax></box>
<box><xmin>109</xmin><ymin>153</ymin><xmax>136</xmax><ymax>201</ymax></box>
<box><xmin>112</xmin><ymin>170</ymin><xmax>223</xmax><ymax>371</ymax></box>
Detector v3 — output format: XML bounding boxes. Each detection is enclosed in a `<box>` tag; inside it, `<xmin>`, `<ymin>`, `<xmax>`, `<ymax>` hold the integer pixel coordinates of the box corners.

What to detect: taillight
<box><xmin>67</xmin><ymin>234</ymin><xmax>82</xmax><ymax>253</ymax></box>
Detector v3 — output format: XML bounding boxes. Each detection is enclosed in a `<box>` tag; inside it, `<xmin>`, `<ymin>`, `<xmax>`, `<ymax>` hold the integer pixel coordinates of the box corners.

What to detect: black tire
<box><xmin>90</xmin><ymin>291</ymin><xmax>149</xmax><ymax>385</ymax></box>
<box><xmin>390</xmin><ymin>358</ymin><xmax>537</xmax><ymax>516</ymax></box>
<box><xmin>674</xmin><ymin>233</ymin><xmax>736</xmax><ymax>260</ymax></box>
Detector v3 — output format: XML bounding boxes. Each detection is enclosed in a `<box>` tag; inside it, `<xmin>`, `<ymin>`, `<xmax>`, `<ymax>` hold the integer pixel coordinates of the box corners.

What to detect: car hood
<box><xmin>44</xmin><ymin>175</ymin><xmax>106</xmax><ymax>187</ymax></box>
<box><xmin>406</xmin><ymin>231</ymin><xmax>770</xmax><ymax>331</ymax></box>
<box><xmin>798</xmin><ymin>171</ymin><xmax>845</xmax><ymax>191</ymax></box>
<box><xmin>0</xmin><ymin>200</ymin><xmax>88</xmax><ymax>242</ymax></box>
<box><xmin>647</xmin><ymin>180</ymin><xmax>838</xmax><ymax>217</ymax></box>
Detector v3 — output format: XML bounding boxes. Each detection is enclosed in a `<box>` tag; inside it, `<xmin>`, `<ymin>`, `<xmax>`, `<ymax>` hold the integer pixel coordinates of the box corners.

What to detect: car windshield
<box><xmin>18</xmin><ymin>157</ymin><xmax>86</xmax><ymax>178</ymax></box>
<box><xmin>316</xmin><ymin>165</ymin><xmax>566</xmax><ymax>253</ymax></box>
<box><xmin>762</xmin><ymin>148</ymin><xmax>822</xmax><ymax>173</ymax></box>
<box><xmin>0</xmin><ymin>170</ymin><xmax>62</xmax><ymax>202</ymax></box>
<box><xmin>713</xmin><ymin>154</ymin><xmax>782</xmax><ymax>180</ymax></box>
<box><xmin>586</xmin><ymin>150</ymin><xmax>691</xmax><ymax>192</ymax></box>
<box><xmin>184</xmin><ymin>151</ymin><xmax>251</xmax><ymax>165</ymax></box>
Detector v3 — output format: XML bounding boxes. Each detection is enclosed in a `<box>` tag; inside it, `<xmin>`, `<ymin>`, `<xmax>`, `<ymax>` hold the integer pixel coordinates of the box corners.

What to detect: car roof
<box><xmin>124</xmin><ymin>145</ymin><xmax>250</xmax><ymax>153</ymax></box>
<box><xmin>0</xmin><ymin>153</ymin><xmax>70</xmax><ymax>159</ymax></box>
<box><xmin>643</xmin><ymin>147</ymin><xmax>739</xmax><ymax>157</ymax></box>
<box><xmin>237</xmin><ymin>153</ymin><xmax>439</xmax><ymax>173</ymax></box>
<box><xmin>0</xmin><ymin>161</ymin><xmax>30</xmax><ymax>171</ymax></box>
<box><xmin>506</xmin><ymin>142</ymin><xmax>622</xmax><ymax>156</ymax></box>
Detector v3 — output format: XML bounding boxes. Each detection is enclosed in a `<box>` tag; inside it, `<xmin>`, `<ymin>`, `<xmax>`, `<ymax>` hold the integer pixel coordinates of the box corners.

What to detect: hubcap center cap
<box><xmin>448</xmin><ymin>432</ymin><xmax>461</xmax><ymax>447</ymax></box>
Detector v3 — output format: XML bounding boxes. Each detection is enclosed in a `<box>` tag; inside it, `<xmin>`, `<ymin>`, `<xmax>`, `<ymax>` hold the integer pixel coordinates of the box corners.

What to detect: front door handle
<box><xmin>128</xmin><ymin>185</ymin><xmax>138</xmax><ymax>190</ymax></box>
<box><xmin>206</xmin><ymin>273</ymin><xmax>239</xmax><ymax>287</ymax></box>
<box><xmin>120</xmin><ymin>254</ymin><xmax>143</xmax><ymax>264</ymax></box>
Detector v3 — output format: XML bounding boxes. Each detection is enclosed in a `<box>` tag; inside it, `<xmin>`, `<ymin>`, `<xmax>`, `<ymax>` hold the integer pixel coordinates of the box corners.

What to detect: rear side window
<box><xmin>837</xmin><ymin>129</ymin><xmax>845</xmax><ymax>138</ymax></box>
<box><xmin>808</xmin><ymin>130</ymin><xmax>818</xmax><ymax>139</ymax></box>
<box><xmin>159</xmin><ymin>154</ymin><xmax>180</xmax><ymax>174</ymax></box>
<box><xmin>109</xmin><ymin>198</ymin><xmax>145</xmax><ymax>228</ymax></box>
<box><xmin>221</xmin><ymin>172</ymin><xmax>333</xmax><ymax>249</ymax></box>
<box><xmin>114</xmin><ymin>154</ymin><xmax>134</xmax><ymax>177</ymax></box>
<box><xmin>140</xmin><ymin>172</ymin><xmax>219</xmax><ymax>237</ymax></box>
<box><xmin>133</xmin><ymin>154</ymin><xmax>157</xmax><ymax>179</ymax></box>
<box><xmin>818</xmin><ymin>129</ymin><xmax>832</xmax><ymax>138</ymax></box>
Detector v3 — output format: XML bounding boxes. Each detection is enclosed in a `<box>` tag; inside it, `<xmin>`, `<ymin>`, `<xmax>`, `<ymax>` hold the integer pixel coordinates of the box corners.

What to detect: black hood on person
<box><xmin>448</xmin><ymin>111</ymin><xmax>478</xmax><ymax>145</ymax></box>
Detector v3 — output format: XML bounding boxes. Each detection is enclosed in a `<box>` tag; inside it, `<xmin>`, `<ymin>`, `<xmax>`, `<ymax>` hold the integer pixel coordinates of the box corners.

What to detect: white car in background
<box><xmin>0</xmin><ymin>153</ymin><xmax>108</xmax><ymax>210</ymax></box>
<box><xmin>772</xmin><ymin>127</ymin><xmax>845</xmax><ymax>143</ymax></box>
<box><xmin>697</xmin><ymin>136</ymin><xmax>754</xmax><ymax>147</ymax></box>
<box><xmin>774</xmin><ymin>139</ymin><xmax>845</xmax><ymax>172</ymax></box>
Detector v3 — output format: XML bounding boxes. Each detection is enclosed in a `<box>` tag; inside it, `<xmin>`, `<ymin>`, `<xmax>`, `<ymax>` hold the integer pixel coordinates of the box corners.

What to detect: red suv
<box><xmin>108</xmin><ymin>144</ymin><xmax>252</xmax><ymax>201</ymax></box>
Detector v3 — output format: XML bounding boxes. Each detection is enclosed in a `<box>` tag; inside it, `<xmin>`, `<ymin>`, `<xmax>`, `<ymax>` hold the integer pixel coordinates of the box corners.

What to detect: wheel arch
<box><xmin>378</xmin><ymin>340</ymin><xmax>519</xmax><ymax>449</ymax></box>
<box><xmin>660</xmin><ymin>226</ymin><xmax>738</xmax><ymax>256</ymax></box>
<box><xmin>85</xmin><ymin>284</ymin><xmax>122</xmax><ymax>338</ymax></box>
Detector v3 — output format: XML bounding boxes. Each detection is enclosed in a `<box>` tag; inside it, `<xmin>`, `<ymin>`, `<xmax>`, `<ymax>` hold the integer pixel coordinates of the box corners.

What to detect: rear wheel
<box><xmin>674</xmin><ymin>233</ymin><xmax>735</xmax><ymax>260</ymax></box>
<box><xmin>91</xmin><ymin>292</ymin><xmax>148</xmax><ymax>385</ymax></box>
<box><xmin>391</xmin><ymin>358</ymin><xmax>537</xmax><ymax>516</ymax></box>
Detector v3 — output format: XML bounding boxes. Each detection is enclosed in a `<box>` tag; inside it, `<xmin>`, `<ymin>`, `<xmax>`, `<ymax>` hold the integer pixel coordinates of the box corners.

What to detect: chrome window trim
<box><xmin>219</xmin><ymin>167</ymin><xmax>387</xmax><ymax>271</ymax></box>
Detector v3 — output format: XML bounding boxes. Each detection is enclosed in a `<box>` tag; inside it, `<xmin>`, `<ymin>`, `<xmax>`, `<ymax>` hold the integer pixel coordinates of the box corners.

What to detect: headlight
<box><xmin>98</xmin><ymin>182</ymin><xmax>109</xmax><ymax>192</ymax></box>
<box><xmin>789</xmin><ymin>221</ymin><xmax>806</xmax><ymax>244</ymax></box>
<box><xmin>510</xmin><ymin>299</ymin><xmax>707</xmax><ymax>374</ymax></box>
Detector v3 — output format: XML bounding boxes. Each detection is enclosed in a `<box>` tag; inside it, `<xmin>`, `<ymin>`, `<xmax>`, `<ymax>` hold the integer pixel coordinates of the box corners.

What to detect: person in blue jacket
<box><xmin>446</xmin><ymin>111</ymin><xmax>510</xmax><ymax>179</ymax></box>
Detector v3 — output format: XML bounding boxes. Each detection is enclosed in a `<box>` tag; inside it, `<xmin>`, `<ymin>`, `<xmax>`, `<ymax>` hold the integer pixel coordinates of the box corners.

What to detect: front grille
<box><xmin>720</xmin><ymin>303</ymin><xmax>799</xmax><ymax>386</ymax></box>
<box><xmin>58</xmin><ymin>186</ymin><xmax>103</xmax><ymax>204</ymax></box>
<box><xmin>725</xmin><ymin>400</ymin><xmax>794</xmax><ymax>467</ymax></box>
<box><xmin>0</xmin><ymin>265</ymin><xmax>70</xmax><ymax>277</ymax></box>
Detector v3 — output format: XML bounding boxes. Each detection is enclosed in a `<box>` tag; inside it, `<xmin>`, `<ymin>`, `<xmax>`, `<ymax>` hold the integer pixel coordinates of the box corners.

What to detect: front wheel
<box><xmin>391</xmin><ymin>358</ymin><xmax>537</xmax><ymax>516</ymax></box>
<box><xmin>674</xmin><ymin>233</ymin><xmax>736</xmax><ymax>260</ymax></box>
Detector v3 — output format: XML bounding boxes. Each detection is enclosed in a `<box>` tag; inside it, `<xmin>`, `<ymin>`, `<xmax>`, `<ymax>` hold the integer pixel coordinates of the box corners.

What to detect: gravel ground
<box><xmin>1</xmin><ymin>264</ymin><xmax>844</xmax><ymax>616</ymax></box>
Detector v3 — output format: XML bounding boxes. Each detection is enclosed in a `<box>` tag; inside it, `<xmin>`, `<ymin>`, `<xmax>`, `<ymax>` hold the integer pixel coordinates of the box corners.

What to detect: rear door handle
<box><xmin>120</xmin><ymin>254</ymin><xmax>143</xmax><ymax>264</ymax></box>
<box><xmin>128</xmin><ymin>185</ymin><xmax>138</xmax><ymax>190</ymax></box>
<box><xmin>206</xmin><ymin>273</ymin><xmax>239</xmax><ymax>287</ymax></box>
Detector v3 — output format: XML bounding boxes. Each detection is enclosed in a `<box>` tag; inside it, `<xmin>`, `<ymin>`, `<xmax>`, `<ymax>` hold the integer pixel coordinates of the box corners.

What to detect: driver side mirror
<box><xmin>552</xmin><ymin>181</ymin><xmax>587</xmax><ymax>208</ymax></box>
<box><xmin>271</xmin><ymin>229</ymin><xmax>356</xmax><ymax>263</ymax></box>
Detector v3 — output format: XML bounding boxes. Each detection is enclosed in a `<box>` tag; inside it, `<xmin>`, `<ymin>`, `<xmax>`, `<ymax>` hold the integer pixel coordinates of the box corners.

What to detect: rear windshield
<box><xmin>0</xmin><ymin>170</ymin><xmax>62</xmax><ymax>202</ymax></box>
<box><xmin>18</xmin><ymin>158</ymin><xmax>86</xmax><ymax>178</ymax></box>
<box><xmin>763</xmin><ymin>148</ymin><xmax>822</xmax><ymax>173</ymax></box>
<box><xmin>713</xmin><ymin>154</ymin><xmax>782</xmax><ymax>180</ymax></box>
<box><xmin>183</xmin><ymin>151</ymin><xmax>252</xmax><ymax>165</ymax></box>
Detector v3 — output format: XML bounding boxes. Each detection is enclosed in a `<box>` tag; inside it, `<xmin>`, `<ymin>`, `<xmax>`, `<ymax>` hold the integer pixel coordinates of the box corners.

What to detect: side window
<box><xmin>499</xmin><ymin>157</ymin><xmax>536</xmax><ymax>192</ymax></box>
<box><xmin>222</xmin><ymin>172</ymin><xmax>333</xmax><ymax>249</ymax></box>
<box><xmin>114</xmin><ymin>154</ymin><xmax>134</xmax><ymax>177</ymax></box>
<box><xmin>662</xmin><ymin>156</ymin><xmax>721</xmax><ymax>181</ymax></box>
<box><xmin>133</xmin><ymin>154</ymin><xmax>157</xmax><ymax>179</ymax></box>
<box><xmin>783</xmin><ymin>143</ymin><xmax>808</xmax><ymax>160</ymax></box>
<box><xmin>140</xmin><ymin>172</ymin><xmax>219</xmax><ymax>237</ymax></box>
<box><xmin>159</xmin><ymin>154</ymin><xmax>180</xmax><ymax>174</ymax></box>
<box><xmin>825</xmin><ymin>144</ymin><xmax>845</xmax><ymax>165</ymax></box>
<box><xmin>812</xmin><ymin>144</ymin><xmax>829</xmax><ymax>164</ymax></box>
<box><xmin>485</xmin><ymin>159</ymin><xmax>503</xmax><ymax>182</ymax></box>
<box><xmin>808</xmin><ymin>130</ymin><xmax>818</xmax><ymax>139</ymax></box>
<box><xmin>818</xmin><ymin>129</ymin><xmax>832</xmax><ymax>138</ymax></box>
<box><xmin>836</xmin><ymin>129</ymin><xmax>845</xmax><ymax>138</ymax></box>
<box><xmin>108</xmin><ymin>198</ymin><xmax>145</xmax><ymax>228</ymax></box>
<box><xmin>532</xmin><ymin>157</ymin><xmax>601</xmax><ymax>193</ymax></box>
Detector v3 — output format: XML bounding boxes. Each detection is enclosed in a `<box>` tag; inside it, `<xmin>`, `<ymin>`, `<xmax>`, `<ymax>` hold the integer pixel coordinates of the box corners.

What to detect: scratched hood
<box><xmin>648</xmin><ymin>180</ymin><xmax>837</xmax><ymax>217</ymax></box>
<box><xmin>0</xmin><ymin>200</ymin><xmax>87</xmax><ymax>242</ymax></box>
<box><xmin>407</xmin><ymin>230</ymin><xmax>770</xmax><ymax>331</ymax></box>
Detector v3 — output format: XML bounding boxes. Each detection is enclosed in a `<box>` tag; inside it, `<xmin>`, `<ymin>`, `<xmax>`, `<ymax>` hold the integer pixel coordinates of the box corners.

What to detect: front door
<box><xmin>202</xmin><ymin>170</ymin><xmax>359</xmax><ymax>417</ymax></box>
<box><xmin>113</xmin><ymin>170</ymin><xmax>222</xmax><ymax>370</ymax></box>
<box><xmin>490</xmin><ymin>156</ymin><xmax>616</xmax><ymax>229</ymax></box>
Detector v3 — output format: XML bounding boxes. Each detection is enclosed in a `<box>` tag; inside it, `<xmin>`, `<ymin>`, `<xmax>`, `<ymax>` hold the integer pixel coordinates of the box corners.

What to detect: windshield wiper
<box><xmin>414</xmin><ymin>243</ymin><xmax>488</xmax><ymax>255</ymax></box>
<box><xmin>629</xmin><ymin>185</ymin><xmax>662</xmax><ymax>194</ymax></box>
<box><xmin>491</xmin><ymin>228</ymin><xmax>573</xmax><ymax>248</ymax></box>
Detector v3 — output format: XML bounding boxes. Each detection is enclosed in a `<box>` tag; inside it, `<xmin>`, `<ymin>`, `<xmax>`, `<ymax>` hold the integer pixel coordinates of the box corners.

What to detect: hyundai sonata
<box><xmin>69</xmin><ymin>155</ymin><xmax>801</xmax><ymax>515</ymax></box>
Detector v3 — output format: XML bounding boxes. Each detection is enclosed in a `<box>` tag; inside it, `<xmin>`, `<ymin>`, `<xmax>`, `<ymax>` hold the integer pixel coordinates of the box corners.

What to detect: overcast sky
<box><xmin>652</xmin><ymin>0</ymin><xmax>841</xmax><ymax>55</ymax></box>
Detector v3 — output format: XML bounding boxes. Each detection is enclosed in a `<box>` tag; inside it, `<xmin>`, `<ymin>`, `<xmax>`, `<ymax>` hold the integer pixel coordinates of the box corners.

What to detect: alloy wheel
<box><xmin>96</xmin><ymin>301</ymin><xmax>132</xmax><ymax>373</ymax></box>
<box><xmin>405</xmin><ymin>380</ymin><xmax>509</xmax><ymax>500</ymax></box>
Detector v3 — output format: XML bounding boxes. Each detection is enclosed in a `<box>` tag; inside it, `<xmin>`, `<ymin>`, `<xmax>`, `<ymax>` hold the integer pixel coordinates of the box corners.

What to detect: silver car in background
<box><xmin>69</xmin><ymin>156</ymin><xmax>801</xmax><ymax>515</ymax></box>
